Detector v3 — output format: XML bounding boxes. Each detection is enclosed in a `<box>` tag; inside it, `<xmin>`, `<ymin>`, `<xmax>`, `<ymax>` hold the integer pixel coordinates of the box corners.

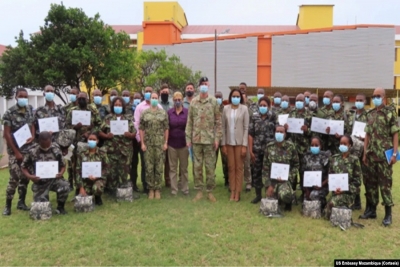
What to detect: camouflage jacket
<box><xmin>63</xmin><ymin>102</ymin><xmax>76</xmax><ymax>114</ymax></box>
<box><xmin>185</xmin><ymin>95</ymin><xmax>222</xmax><ymax>145</ymax></box>
<box><xmin>101</xmin><ymin>114</ymin><xmax>136</xmax><ymax>156</ymax></box>
<box><xmin>249</xmin><ymin>110</ymin><xmax>276</xmax><ymax>153</ymax></box>
<box><xmin>287</xmin><ymin>108</ymin><xmax>313</xmax><ymax>154</ymax></box>
<box><xmin>302</xmin><ymin>151</ymin><xmax>331</xmax><ymax>185</ymax></box>
<box><xmin>34</xmin><ymin>104</ymin><xmax>66</xmax><ymax>141</ymax></box>
<box><xmin>263</xmin><ymin>140</ymin><xmax>299</xmax><ymax>187</ymax></box>
<box><xmin>327</xmin><ymin>109</ymin><xmax>352</xmax><ymax>153</ymax></box>
<box><xmin>65</xmin><ymin>105</ymin><xmax>102</xmax><ymax>143</ymax></box>
<box><xmin>310</xmin><ymin>108</ymin><xmax>326</xmax><ymax>119</ymax></box>
<box><xmin>319</xmin><ymin>106</ymin><xmax>335</xmax><ymax>119</ymax></box>
<box><xmin>125</xmin><ymin>103</ymin><xmax>135</xmax><ymax>116</ymax></box>
<box><xmin>139</xmin><ymin>108</ymin><xmax>169</xmax><ymax>146</ymax></box>
<box><xmin>271</xmin><ymin>105</ymin><xmax>281</xmax><ymax>114</ymax></box>
<box><xmin>329</xmin><ymin>154</ymin><xmax>362</xmax><ymax>195</ymax></box>
<box><xmin>76</xmin><ymin>147</ymin><xmax>110</xmax><ymax>188</ymax></box>
<box><xmin>365</xmin><ymin>104</ymin><xmax>400</xmax><ymax>161</ymax></box>
<box><xmin>94</xmin><ymin>104</ymin><xmax>110</xmax><ymax>120</ymax></box>
<box><xmin>248</xmin><ymin>102</ymin><xmax>258</xmax><ymax>116</ymax></box>
<box><xmin>2</xmin><ymin>104</ymin><xmax>34</xmax><ymax>155</ymax></box>
<box><xmin>21</xmin><ymin>143</ymin><xmax>65</xmax><ymax>178</ymax></box>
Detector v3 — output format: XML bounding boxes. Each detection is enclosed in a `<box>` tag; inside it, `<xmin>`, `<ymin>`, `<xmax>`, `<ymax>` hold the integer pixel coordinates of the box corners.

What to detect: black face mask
<box><xmin>78</xmin><ymin>98</ymin><xmax>87</xmax><ymax>108</ymax></box>
<box><xmin>161</xmin><ymin>94</ymin><xmax>169</xmax><ymax>103</ymax></box>
<box><xmin>186</xmin><ymin>91</ymin><xmax>194</xmax><ymax>97</ymax></box>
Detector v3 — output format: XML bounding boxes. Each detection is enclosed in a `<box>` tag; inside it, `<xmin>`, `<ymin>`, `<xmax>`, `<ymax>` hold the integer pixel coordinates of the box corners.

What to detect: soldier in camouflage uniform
<box><xmin>324</xmin><ymin>135</ymin><xmax>362</xmax><ymax>220</ymax></box>
<box><xmin>304</xmin><ymin>90</ymin><xmax>311</xmax><ymax>109</ymax></box>
<box><xmin>360</xmin><ymin>88</ymin><xmax>399</xmax><ymax>226</ymax></box>
<box><xmin>286</xmin><ymin>94</ymin><xmax>312</xmax><ymax>194</ymax></box>
<box><xmin>249</xmin><ymin>96</ymin><xmax>276</xmax><ymax>204</ymax></box>
<box><xmin>159</xmin><ymin>84</ymin><xmax>173</xmax><ymax>188</ymax></box>
<box><xmin>271</xmin><ymin>92</ymin><xmax>282</xmax><ymax>113</ymax></box>
<box><xmin>93</xmin><ymin>89</ymin><xmax>110</xmax><ymax>120</ymax></box>
<box><xmin>317</xmin><ymin>91</ymin><xmax>335</xmax><ymax>151</ymax></box>
<box><xmin>139</xmin><ymin>92</ymin><xmax>169</xmax><ymax>200</ymax></box>
<box><xmin>100</xmin><ymin>97</ymin><xmax>137</xmax><ymax>191</ymax></box>
<box><xmin>76</xmin><ymin>133</ymin><xmax>110</xmax><ymax>205</ymax></box>
<box><xmin>2</xmin><ymin>88</ymin><xmax>35</xmax><ymax>216</ymax></box>
<box><xmin>215</xmin><ymin>91</ymin><xmax>228</xmax><ymax>187</ymax></box>
<box><xmin>263</xmin><ymin>126</ymin><xmax>299</xmax><ymax>211</ymax></box>
<box><xmin>186</xmin><ymin>77</ymin><xmax>222</xmax><ymax>202</ymax></box>
<box><xmin>21</xmin><ymin>132</ymin><xmax>70</xmax><ymax>214</ymax></box>
<box><xmin>122</xmin><ymin>90</ymin><xmax>134</xmax><ymax>117</ymax></box>
<box><xmin>130</xmin><ymin>92</ymin><xmax>143</xmax><ymax>192</ymax></box>
<box><xmin>248</xmin><ymin>88</ymin><xmax>266</xmax><ymax>115</ymax></box>
<box><xmin>274</xmin><ymin>95</ymin><xmax>292</xmax><ymax>125</ymax></box>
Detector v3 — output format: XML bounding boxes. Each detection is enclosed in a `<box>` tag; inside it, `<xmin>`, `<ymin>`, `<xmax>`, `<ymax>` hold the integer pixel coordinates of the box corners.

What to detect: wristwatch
<box><xmin>393</xmin><ymin>152</ymin><xmax>397</xmax><ymax>157</ymax></box>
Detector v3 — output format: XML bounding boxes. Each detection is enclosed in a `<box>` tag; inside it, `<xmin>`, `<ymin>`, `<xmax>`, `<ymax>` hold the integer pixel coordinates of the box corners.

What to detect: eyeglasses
<box><xmin>174</xmin><ymin>99</ymin><xmax>182</xmax><ymax>102</ymax></box>
<box><xmin>372</xmin><ymin>95</ymin><xmax>382</xmax><ymax>99</ymax></box>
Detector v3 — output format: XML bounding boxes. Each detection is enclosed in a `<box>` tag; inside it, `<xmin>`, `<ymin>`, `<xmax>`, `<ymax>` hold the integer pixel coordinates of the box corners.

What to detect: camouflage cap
<box><xmin>56</xmin><ymin>129</ymin><xmax>76</xmax><ymax>148</ymax></box>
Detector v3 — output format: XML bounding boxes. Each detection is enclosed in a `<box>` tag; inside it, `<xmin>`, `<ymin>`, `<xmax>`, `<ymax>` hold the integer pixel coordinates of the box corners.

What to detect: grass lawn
<box><xmin>0</xmin><ymin>159</ymin><xmax>400</xmax><ymax>266</ymax></box>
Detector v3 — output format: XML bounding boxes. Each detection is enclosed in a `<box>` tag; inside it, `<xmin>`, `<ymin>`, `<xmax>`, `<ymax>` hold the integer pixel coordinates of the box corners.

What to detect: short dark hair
<box><xmin>310</xmin><ymin>136</ymin><xmax>323</xmax><ymax>147</ymax></box>
<box><xmin>275</xmin><ymin>125</ymin><xmax>286</xmax><ymax>132</ymax></box>
<box><xmin>333</xmin><ymin>94</ymin><xmax>344</xmax><ymax>103</ymax></box>
<box><xmin>110</xmin><ymin>96</ymin><xmax>126</xmax><ymax>115</ymax></box>
<box><xmin>356</xmin><ymin>93</ymin><xmax>366</xmax><ymax>99</ymax></box>
<box><xmin>258</xmin><ymin>96</ymin><xmax>271</xmax><ymax>107</ymax></box>
<box><xmin>239</xmin><ymin>82</ymin><xmax>247</xmax><ymax>87</ymax></box>
<box><xmin>186</xmin><ymin>82</ymin><xmax>194</xmax><ymax>88</ymax></box>
<box><xmin>160</xmin><ymin>84</ymin><xmax>169</xmax><ymax>90</ymax></box>
<box><xmin>38</xmin><ymin>131</ymin><xmax>52</xmax><ymax>142</ymax></box>
<box><xmin>228</xmin><ymin>89</ymin><xmax>244</xmax><ymax>105</ymax></box>
<box><xmin>341</xmin><ymin>134</ymin><xmax>353</xmax><ymax>147</ymax></box>
<box><xmin>15</xmin><ymin>88</ymin><xmax>27</xmax><ymax>96</ymax></box>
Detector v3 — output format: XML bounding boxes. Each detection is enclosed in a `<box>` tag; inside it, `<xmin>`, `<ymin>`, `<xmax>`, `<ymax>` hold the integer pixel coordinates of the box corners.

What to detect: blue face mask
<box><xmin>339</xmin><ymin>145</ymin><xmax>349</xmax><ymax>153</ymax></box>
<box><xmin>45</xmin><ymin>92</ymin><xmax>55</xmax><ymax>102</ymax></box>
<box><xmin>259</xmin><ymin>106</ymin><xmax>268</xmax><ymax>115</ymax></box>
<box><xmin>17</xmin><ymin>98</ymin><xmax>28</xmax><ymax>107</ymax></box>
<box><xmin>93</xmin><ymin>96</ymin><xmax>102</xmax><ymax>105</ymax></box>
<box><xmin>275</xmin><ymin>132</ymin><xmax>284</xmax><ymax>142</ymax></box>
<box><xmin>110</xmin><ymin>96</ymin><xmax>116</xmax><ymax>102</ymax></box>
<box><xmin>257</xmin><ymin>94</ymin><xmax>264</xmax><ymax>100</ymax></box>
<box><xmin>280</xmin><ymin>101</ymin><xmax>289</xmax><ymax>109</ymax></box>
<box><xmin>133</xmin><ymin>99</ymin><xmax>141</xmax><ymax>106</ymax></box>
<box><xmin>150</xmin><ymin>99</ymin><xmax>158</xmax><ymax>107</ymax></box>
<box><xmin>332</xmin><ymin>103</ymin><xmax>341</xmax><ymax>111</ymax></box>
<box><xmin>114</xmin><ymin>106</ymin><xmax>123</xmax><ymax>114</ymax></box>
<box><xmin>123</xmin><ymin>96</ymin><xmax>130</xmax><ymax>104</ymax></box>
<box><xmin>216</xmin><ymin>98</ymin><xmax>222</xmax><ymax>105</ymax></box>
<box><xmin>88</xmin><ymin>140</ymin><xmax>97</xmax><ymax>149</ymax></box>
<box><xmin>231</xmin><ymin>97</ymin><xmax>240</xmax><ymax>106</ymax></box>
<box><xmin>200</xmin><ymin>85</ymin><xmax>208</xmax><ymax>94</ymax></box>
<box><xmin>323</xmin><ymin>97</ymin><xmax>331</xmax><ymax>106</ymax></box>
<box><xmin>69</xmin><ymin>94</ymin><xmax>77</xmax><ymax>102</ymax></box>
<box><xmin>295</xmin><ymin>101</ymin><xmax>304</xmax><ymax>110</ymax></box>
<box><xmin>310</xmin><ymin>146</ymin><xmax>320</xmax><ymax>155</ymax></box>
<box><xmin>305</xmin><ymin>97</ymin><xmax>310</xmax><ymax>105</ymax></box>
<box><xmin>373</xmin><ymin>97</ymin><xmax>382</xmax><ymax>107</ymax></box>
<box><xmin>355</xmin><ymin>102</ymin><xmax>364</xmax><ymax>110</ymax></box>
<box><xmin>144</xmin><ymin>92</ymin><xmax>151</xmax><ymax>101</ymax></box>
<box><xmin>274</xmin><ymin>97</ymin><xmax>281</xmax><ymax>105</ymax></box>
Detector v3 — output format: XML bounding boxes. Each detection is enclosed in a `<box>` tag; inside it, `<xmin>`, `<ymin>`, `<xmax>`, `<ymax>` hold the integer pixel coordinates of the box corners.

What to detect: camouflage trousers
<box><xmin>192</xmin><ymin>144</ymin><xmax>216</xmax><ymax>192</ymax></box>
<box><xmin>144</xmin><ymin>145</ymin><xmax>164</xmax><ymax>190</ymax></box>
<box><xmin>6</xmin><ymin>154</ymin><xmax>29</xmax><ymax>200</ymax></box>
<box><xmin>272</xmin><ymin>181</ymin><xmax>293</xmax><ymax>204</ymax></box>
<box><xmin>83</xmin><ymin>179</ymin><xmax>105</xmax><ymax>196</ymax></box>
<box><xmin>108</xmin><ymin>153</ymin><xmax>132</xmax><ymax>190</ymax></box>
<box><xmin>324</xmin><ymin>193</ymin><xmax>354</xmax><ymax>219</ymax></box>
<box><xmin>251</xmin><ymin>151</ymin><xmax>264</xmax><ymax>189</ymax></box>
<box><xmin>244</xmin><ymin>148</ymin><xmax>251</xmax><ymax>186</ymax></box>
<box><xmin>31</xmin><ymin>178</ymin><xmax>70</xmax><ymax>203</ymax></box>
<box><xmin>363</xmin><ymin>158</ymin><xmax>394</xmax><ymax>206</ymax></box>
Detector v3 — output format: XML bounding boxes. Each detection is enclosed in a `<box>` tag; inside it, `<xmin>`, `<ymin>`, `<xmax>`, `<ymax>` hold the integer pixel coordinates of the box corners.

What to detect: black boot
<box><xmin>284</xmin><ymin>203</ymin><xmax>292</xmax><ymax>211</ymax></box>
<box><xmin>251</xmin><ymin>187</ymin><xmax>262</xmax><ymax>204</ymax></box>
<box><xmin>55</xmin><ymin>201</ymin><xmax>67</xmax><ymax>215</ymax></box>
<box><xmin>95</xmin><ymin>195</ymin><xmax>103</xmax><ymax>206</ymax></box>
<box><xmin>359</xmin><ymin>202</ymin><xmax>377</xmax><ymax>219</ymax></box>
<box><xmin>382</xmin><ymin>206</ymin><xmax>392</xmax><ymax>227</ymax></box>
<box><xmin>2</xmin><ymin>199</ymin><xmax>12</xmax><ymax>216</ymax></box>
<box><xmin>351</xmin><ymin>194</ymin><xmax>362</xmax><ymax>210</ymax></box>
<box><xmin>17</xmin><ymin>189</ymin><xmax>30</xmax><ymax>211</ymax></box>
<box><xmin>75</xmin><ymin>188</ymin><xmax>80</xmax><ymax>197</ymax></box>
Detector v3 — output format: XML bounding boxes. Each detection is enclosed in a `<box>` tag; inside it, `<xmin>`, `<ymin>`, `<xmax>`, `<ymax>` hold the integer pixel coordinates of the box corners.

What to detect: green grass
<box><xmin>0</xmin><ymin>160</ymin><xmax>400</xmax><ymax>266</ymax></box>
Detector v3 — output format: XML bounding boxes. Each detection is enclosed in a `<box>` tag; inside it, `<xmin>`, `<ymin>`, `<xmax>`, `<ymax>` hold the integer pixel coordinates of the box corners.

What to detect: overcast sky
<box><xmin>1</xmin><ymin>0</ymin><xmax>399</xmax><ymax>46</ymax></box>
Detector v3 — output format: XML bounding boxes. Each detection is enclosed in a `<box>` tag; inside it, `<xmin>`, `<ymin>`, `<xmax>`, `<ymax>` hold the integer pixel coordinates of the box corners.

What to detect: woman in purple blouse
<box><xmin>167</xmin><ymin>92</ymin><xmax>189</xmax><ymax>195</ymax></box>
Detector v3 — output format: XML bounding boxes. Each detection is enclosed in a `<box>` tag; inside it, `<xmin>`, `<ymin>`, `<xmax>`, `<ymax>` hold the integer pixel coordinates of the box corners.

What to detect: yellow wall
<box><xmin>394</xmin><ymin>40</ymin><xmax>400</xmax><ymax>89</ymax></box>
<box><xmin>297</xmin><ymin>5</ymin><xmax>334</xmax><ymax>30</ymax></box>
<box><xmin>137</xmin><ymin>31</ymin><xmax>144</xmax><ymax>51</ymax></box>
<box><xmin>143</xmin><ymin>1</ymin><xmax>188</xmax><ymax>29</ymax></box>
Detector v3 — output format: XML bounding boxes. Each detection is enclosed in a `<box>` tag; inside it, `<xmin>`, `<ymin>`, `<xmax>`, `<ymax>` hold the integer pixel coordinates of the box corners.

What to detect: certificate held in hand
<box><xmin>303</xmin><ymin>171</ymin><xmax>322</xmax><ymax>187</ymax></box>
<box><xmin>110</xmin><ymin>120</ymin><xmax>129</xmax><ymax>135</ymax></box>
<box><xmin>328</xmin><ymin>173</ymin><xmax>349</xmax><ymax>191</ymax></box>
<box><xmin>72</xmin><ymin>110</ymin><xmax>91</xmax><ymax>126</ymax></box>
<box><xmin>278</xmin><ymin>114</ymin><xmax>289</xmax><ymax>126</ymax></box>
<box><xmin>36</xmin><ymin>161</ymin><xmax>59</xmax><ymax>179</ymax></box>
<box><xmin>287</xmin><ymin>118</ymin><xmax>304</xmax><ymax>134</ymax></box>
<box><xmin>270</xmin><ymin>163</ymin><xmax>290</xmax><ymax>181</ymax></box>
<box><xmin>13</xmin><ymin>124</ymin><xmax>32</xmax><ymax>148</ymax></box>
<box><xmin>38</xmin><ymin>117</ymin><xmax>59</xmax><ymax>133</ymax></box>
<box><xmin>82</xmin><ymin>162</ymin><xmax>102</xmax><ymax>178</ymax></box>
<box><xmin>351</xmin><ymin>121</ymin><xmax>366</xmax><ymax>138</ymax></box>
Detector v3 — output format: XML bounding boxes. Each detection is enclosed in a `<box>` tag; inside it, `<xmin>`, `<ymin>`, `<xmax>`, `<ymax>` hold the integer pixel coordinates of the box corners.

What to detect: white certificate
<box><xmin>278</xmin><ymin>114</ymin><xmax>289</xmax><ymax>126</ymax></box>
<box><xmin>329</xmin><ymin>120</ymin><xmax>344</xmax><ymax>136</ymax></box>
<box><xmin>13</xmin><ymin>124</ymin><xmax>32</xmax><ymax>148</ymax></box>
<box><xmin>82</xmin><ymin>161</ymin><xmax>102</xmax><ymax>178</ymax></box>
<box><xmin>352</xmin><ymin>121</ymin><xmax>366</xmax><ymax>138</ymax></box>
<box><xmin>270</xmin><ymin>163</ymin><xmax>290</xmax><ymax>181</ymax></box>
<box><xmin>110</xmin><ymin>120</ymin><xmax>129</xmax><ymax>135</ymax></box>
<box><xmin>303</xmin><ymin>171</ymin><xmax>322</xmax><ymax>187</ymax></box>
<box><xmin>311</xmin><ymin>117</ymin><xmax>328</xmax><ymax>134</ymax></box>
<box><xmin>72</xmin><ymin>110</ymin><xmax>91</xmax><ymax>126</ymax></box>
<box><xmin>35</xmin><ymin>161</ymin><xmax>59</xmax><ymax>179</ymax></box>
<box><xmin>63</xmin><ymin>144</ymin><xmax>75</xmax><ymax>161</ymax></box>
<box><xmin>38</xmin><ymin>117</ymin><xmax>59</xmax><ymax>133</ymax></box>
<box><xmin>329</xmin><ymin>173</ymin><xmax>349</xmax><ymax>191</ymax></box>
<box><xmin>287</xmin><ymin>118</ymin><xmax>304</xmax><ymax>134</ymax></box>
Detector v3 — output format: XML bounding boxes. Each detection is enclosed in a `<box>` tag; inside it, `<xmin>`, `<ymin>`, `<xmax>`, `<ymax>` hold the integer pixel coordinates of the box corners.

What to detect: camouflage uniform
<box><xmin>242</xmin><ymin>99</ymin><xmax>253</xmax><ymax>188</ymax></box>
<box><xmin>160</xmin><ymin>101</ymin><xmax>173</xmax><ymax>187</ymax></box>
<box><xmin>34</xmin><ymin>104</ymin><xmax>66</xmax><ymax>142</ymax></box>
<box><xmin>185</xmin><ymin>95</ymin><xmax>222</xmax><ymax>192</ymax></box>
<box><xmin>101</xmin><ymin>114</ymin><xmax>136</xmax><ymax>189</ymax></box>
<box><xmin>125</xmin><ymin>103</ymin><xmax>134</xmax><ymax>116</ymax></box>
<box><xmin>76</xmin><ymin>147</ymin><xmax>110</xmax><ymax>196</ymax></box>
<box><xmin>94</xmin><ymin>104</ymin><xmax>110</xmax><ymax>120</ymax></box>
<box><xmin>271</xmin><ymin>106</ymin><xmax>281</xmax><ymax>114</ymax></box>
<box><xmin>263</xmin><ymin>140</ymin><xmax>299</xmax><ymax>204</ymax></box>
<box><xmin>248</xmin><ymin>109</ymin><xmax>276</xmax><ymax>189</ymax></box>
<box><xmin>216</xmin><ymin>104</ymin><xmax>228</xmax><ymax>182</ymax></box>
<box><xmin>3</xmin><ymin>104</ymin><xmax>34</xmax><ymax>201</ymax></box>
<box><xmin>21</xmin><ymin>144</ymin><xmax>69</xmax><ymax>203</ymax></box>
<box><xmin>274</xmin><ymin>107</ymin><xmax>292</xmax><ymax>125</ymax></box>
<box><xmin>327</xmin><ymin>109</ymin><xmax>352</xmax><ymax>154</ymax></box>
<box><xmin>364</xmin><ymin>104</ymin><xmax>400</xmax><ymax>206</ymax></box>
<box><xmin>62</xmin><ymin>102</ymin><xmax>77</xmax><ymax>187</ymax></box>
<box><xmin>317</xmin><ymin>106</ymin><xmax>335</xmax><ymax>151</ymax></box>
<box><xmin>139</xmin><ymin>108</ymin><xmax>169</xmax><ymax>191</ymax></box>
<box><xmin>324</xmin><ymin>154</ymin><xmax>362</xmax><ymax>219</ymax></box>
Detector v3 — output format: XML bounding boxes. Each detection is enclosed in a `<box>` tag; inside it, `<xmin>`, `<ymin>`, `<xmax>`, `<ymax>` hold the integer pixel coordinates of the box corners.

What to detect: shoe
<box><xmin>17</xmin><ymin>189</ymin><xmax>30</xmax><ymax>211</ymax></box>
<box><xmin>2</xmin><ymin>199</ymin><xmax>12</xmax><ymax>216</ymax></box>
<box><xmin>284</xmin><ymin>203</ymin><xmax>292</xmax><ymax>211</ymax></box>
<box><xmin>382</xmin><ymin>206</ymin><xmax>392</xmax><ymax>227</ymax></box>
<box><xmin>230</xmin><ymin>191</ymin><xmax>235</xmax><ymax>201</ymax></box>
<box><xmin>351</xmin><ymin>194</ymin><xmax>362</xmax><ymax>210</ymax></box>
<box><xmin>208</xmin><ymin>192</ymin><xmax>217</xmax><ymax>203</ymax></box>
<box><xmin>55</xmin><ymin>201</ymin><xmax>67</xmax><ymax>215</ymax></box>
<box><xmin>359</xmin><ymin>202</ymin><xmax>377</xmax><ymax>219</ymax></box>
<box><xmin>95</xmin><ymin>195</ymin><xmax>103</xmax><ymax>206</ymax></box>
<box><xmin>148</xmin><ymin>189</ymin><xmax>155</xmax><ymax>200</ymax></box>
<box><xmin>193</xmin><ymin>191</ymin><xmax>203</xmax><ymax>202</ymax></box>
<box><xmin>251</xmin><ymin>188</ymin><xmax>262</xmax><ymax>204</ymax></box>
<box><xmin>245</xmin><ymin>184</ymin><xmax>251</xmax><ymax>192</ymax></box>
<box><xmin>132</xmin><ymin>186</ymin><xmax>140</xmax><ymax>193</ymax></box>
<box><xmin>154</xmin><ymin>190</ymin><xmax>161</xmax><ymax>200</ymax></box>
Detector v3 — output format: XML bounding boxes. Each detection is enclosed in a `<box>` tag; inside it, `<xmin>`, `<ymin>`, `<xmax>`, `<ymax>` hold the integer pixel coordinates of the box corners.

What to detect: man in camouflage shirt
<box><xmin>361</xmin><ymin>88</ymin><xmax>399</xmax><ymax>226</ymax></box>
<box><xmin>92</xmin><ymin>89</ymin><xmax>110</xmax><ymax>120</ymax></box>
<box><xmin>274</xmin><ymin>95</ymin><xmax>292</xmax><ymax>125</ymax></box>
<box><xmin>271</xmin><ymin>92</ymin><xmax>283</xmax><ymax>113</ymax></box>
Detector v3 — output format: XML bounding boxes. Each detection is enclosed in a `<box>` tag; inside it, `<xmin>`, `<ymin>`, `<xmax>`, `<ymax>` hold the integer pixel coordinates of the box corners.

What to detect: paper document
<box><xmin>82</xmin><ymin>162</ymin><xmax>102</xmax><ymax>178</ymax></box>
<box><xmin>38</xmin><ymin>117</ymin><xmax>59</xmax><ymax>133</ymax></box>
<box><xmin>352</xmin><ymin>121</ymin><xmax>366</xmax><ymax>138</ymax></box>
<box><xmin>110</xmin><ymin>120</ymin><xmax>129</xmax><ymax>135</ymax></box>
<box><xmin>13</xmin><ymin>124</ymin><xmax>32</xmax><ymax>148</ymax></box>
<box><xmin>35</xmin><ymin>161</ymin><xmax>59</xmax><ymax>179</ymax></box>
<box><xmin>303</xmin><ymin>171</ymin><xmax>322</xmax><ymax>187</ymax></box>
<box><xmin>329</xmin><ymin>120</ymin><xmax>344</xmax><ymax>136</ymax></box>
<box><xmin>311</xmin><ymin>117</ymin><xmax>344</xmax><ymax>135</ymax></box>
<box><xmin>72</xmin><ymin>110</ymin><xmax>91</xmax><ymax>126</ymax></box>
<box><xmin>328</xmin><ymin>173</ymin><xmax>349</xmax><ymax>191</ymax></box>
<box><xmin>287</xmin><ymin>118</ymin><xmax>304</xmax><ymax>134</ymax></box>
<box><xmin>278</xmin><ymin>114</ymin><xmax>289</xmax><ymax>126</ymax></box>
<box><xmin>270</xmin><ymin>163</ymin><xmax>290</xmax><ymax>181</ymax></box>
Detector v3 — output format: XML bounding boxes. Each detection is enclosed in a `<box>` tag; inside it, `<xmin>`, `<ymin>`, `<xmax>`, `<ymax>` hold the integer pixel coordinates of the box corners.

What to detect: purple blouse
<box><xmin>167</xmin><ymin>107</ymin><xmax>188</xmax><ymax>149</ymax></box>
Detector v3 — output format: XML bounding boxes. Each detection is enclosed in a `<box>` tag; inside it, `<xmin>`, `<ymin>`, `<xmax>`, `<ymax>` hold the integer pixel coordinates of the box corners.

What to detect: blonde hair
<box><xmin>173</xmin><ymin>91</ymin><xmax>183</xmax><ymax>100</ymax></box>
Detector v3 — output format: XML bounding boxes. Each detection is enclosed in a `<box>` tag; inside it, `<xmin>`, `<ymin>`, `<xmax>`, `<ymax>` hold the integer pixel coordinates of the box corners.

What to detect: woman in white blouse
<box><xmin>221</xmin><ymin>89</ymin><xmax>249</xmax><ymax>202</ymax></box>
